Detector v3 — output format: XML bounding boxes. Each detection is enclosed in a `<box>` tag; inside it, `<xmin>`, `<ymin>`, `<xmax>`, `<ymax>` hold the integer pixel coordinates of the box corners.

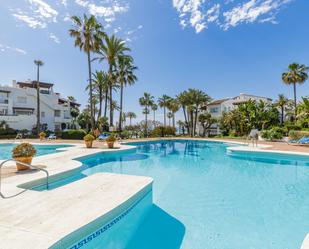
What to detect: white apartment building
<box><xmin>203</xmin><ymin>93</ymin><xmax>272</xmax><ymax>135</ymax></box>
<box><xmin>0</xmin><ymin>80</ymin><xmax>80</xmax><ymax>132</ymax></box>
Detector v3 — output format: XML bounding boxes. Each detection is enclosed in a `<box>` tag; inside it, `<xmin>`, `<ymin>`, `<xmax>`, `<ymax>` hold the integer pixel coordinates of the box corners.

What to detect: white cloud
<box><xmin>222</xmin><ymin>0</ymin><xmax>292</xmax><ymax>29</ymax></box>
<box><xmin>49</xmin><ymin>33</ymin><xmax>60</xmax><ymax>43</ymax></box>
<box><xmin>74</xmin><ymin>0</ymin><xmax>128</xmax><ymax>23</ymax></box>
<box><xmin>29</xmin><ymin>0</ymin><xmax>58</xmax><ymax>21</ymax></box>
<box><xmin>0</xmin><ymin>44</ymin><xmax>27</xmax><ymax>55</ymax></box>
<box><xmin>12</xmin><ymin>12</ymin><xmax>47</xmax><ymax>28</ymax></box>
<box><xmin>172</xmin><ymin>0</ymin><xmax>293</xmax><ymax>33</ymax></box>
<box><xmin>11</xmin><ymin>0</ymin><xmax>58</xmax><ymax>29</ymax></box>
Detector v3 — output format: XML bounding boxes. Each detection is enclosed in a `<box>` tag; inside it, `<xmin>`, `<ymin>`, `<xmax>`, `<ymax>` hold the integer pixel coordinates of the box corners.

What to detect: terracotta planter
<box><xmin>85</xmin><ymin>140</ymin><xmax>93</xmax><ymax>148</ymax></box>
<box><xmin>39</xmin><ymin>136</ymin><xmax>45</xmax><ymax>141</ymax></box>
<box><xmin>107</xmin><ymin>141</ymin><xmax>114</xmax><ymax>149</ymax></box>
<box><xmin>14</xmin><ymin>157</ymin><xmax>33</xmax><ymax>171</ymax></box>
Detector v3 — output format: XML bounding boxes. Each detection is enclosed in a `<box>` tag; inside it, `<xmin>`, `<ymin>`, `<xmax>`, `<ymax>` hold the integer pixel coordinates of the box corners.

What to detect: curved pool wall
<box><xmin>0</xmin><ymin>143</ymin><xmax>73</xmax><ymax>160</ymax></box>
<box><xmin>50</xmin><ymin>188</ymin><xmax>153</xmax><ymax>249</ymax></box>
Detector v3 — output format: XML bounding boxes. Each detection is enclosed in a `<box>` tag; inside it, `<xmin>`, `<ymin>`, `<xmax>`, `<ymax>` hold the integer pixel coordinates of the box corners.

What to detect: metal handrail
<box><xmin>0</xmin><ymin>159</ymin><xmax>49</xmax><ymax>199</ymax></box>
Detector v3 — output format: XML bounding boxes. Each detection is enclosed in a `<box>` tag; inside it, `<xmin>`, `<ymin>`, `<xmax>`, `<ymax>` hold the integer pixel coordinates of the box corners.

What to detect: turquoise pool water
<box><xmin>41</xmin><ymin>140</ymin><xmax>309</xmax><ymax>248</ymax></box>
<box><xmin>0</xmin><ymin>143</ymin><xmax>72</xmax><ymax>160</ymax></box>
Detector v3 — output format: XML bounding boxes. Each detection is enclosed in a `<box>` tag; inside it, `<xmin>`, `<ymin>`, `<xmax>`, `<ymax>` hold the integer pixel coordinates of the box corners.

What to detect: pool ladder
<box><xmin>0</xmin><ymin>159</ymin><xmax>49</xmax><ymax>199</ymax></box>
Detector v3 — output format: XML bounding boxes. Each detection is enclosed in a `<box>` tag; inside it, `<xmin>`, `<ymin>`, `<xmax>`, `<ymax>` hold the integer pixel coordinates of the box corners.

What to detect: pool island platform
<box><xmin>0</xmin><ymin>142</ymin><xmax>152</xmax><ymax>249</ymax></box>
<box><xmin>0</xmin><ymin>173</ymin><xmax>152</xmax><ymax>249</ymax></box>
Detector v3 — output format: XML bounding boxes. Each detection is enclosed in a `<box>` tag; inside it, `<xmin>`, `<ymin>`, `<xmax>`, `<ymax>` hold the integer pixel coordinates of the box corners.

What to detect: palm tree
<box><xmin>177</xmin><ymin>91</ymin><xmax>190</xmax><ymax>134</ymax></box>
<box><xmin>167</xmin><ymin>99</ymin><xmax>180</xmax><ymax>128</ymax></box>
<box><xmin>297</xmin><ymin>97</ymin><xmax>309</xmax><ymax>126</ymax></box>
<box><xmin>126</xmin><ymin>112</ymin><xmax>136</xmax><ymax>126</ymax></box>
<box><xmin>167</xmin><ymin>112</ymin><xmax>173</xmax><ymax>126</ymax></box>
<box><xmin>158</xmin><ymin>95</ymin><xmax>171</xmax><ymax>127</ymax></box>
<box><xmin>97</xmin><ymin>35</ymin><xmax>130</xmax><ymax>127</ymax></box>
<box><xmin>282</xmin><ymin>63</ymin><xmax>309</xmax><ymax>118</ymax></box>
<box><xmin>117</xmin><ymin>55</ymin><xmax>137</xmax><ymax>131</ymax></box>
<box><xmin>139</xmin><ymin>92</ymin><xmax>154</xmax><ymax>136</ymax></box>
<box><xmin>275</xmin><ymin>94</ymin><xmax>288</xmax><ymax>124</ymax></box>
<box><xmin>151</xmin><ymin>103</ymin><xmax>158</xmax><ymax>124</ymax></box>
<box><xmin>92</xmin><ymin>71</ymin><xmax>109</xmax><ymax>122</ymax></box>
<box><xmin>187</xmin><ymin>89</ymin><xmax>211</xmax><ymax>136</ymax></box>
<box><xmin>34</xmin><ymin>59</ymin><xmax>44</xmax><ymax>134</ymax></box>
<box><xmin>69</xmin><ymin>14</ymin><xmax>104</xmax><ymax>129</ymax></box>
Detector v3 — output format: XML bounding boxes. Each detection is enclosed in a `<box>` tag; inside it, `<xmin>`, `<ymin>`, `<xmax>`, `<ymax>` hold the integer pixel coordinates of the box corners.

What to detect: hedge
<box><xmin>289</xmin><ymin>130</ymin><xmax>309</xmax><ymax>140</ymax></box>
<box><xmin>61</xmin><ymin>129</ymin><xmax>87</xmax><ymax>140</ymax></box>
<box><xmin>150</xmin><ymin>126</ymin><xmax>176</xmax><ymax>137</ymax></box>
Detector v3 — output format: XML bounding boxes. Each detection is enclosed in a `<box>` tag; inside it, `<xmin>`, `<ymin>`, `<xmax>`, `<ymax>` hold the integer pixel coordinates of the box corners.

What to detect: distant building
<box><xmin>201</xmin><ymin>93</ymin><xmax>272</xmax><ymax>135</ymax></box>
<box><xmin>0</xmin><ymin>80</ymin><xmax>80</xmax><ymax>132</ymax></box>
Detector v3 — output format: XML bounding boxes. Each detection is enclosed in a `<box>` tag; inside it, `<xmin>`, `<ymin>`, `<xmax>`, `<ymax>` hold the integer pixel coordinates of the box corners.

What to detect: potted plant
<box><xmin>84</xmin><ymin>134</ymin><xmax>95</xmax><ymax>148</ymax></box>
<box><xmin>12</xmin><ymin>143</ymin><xmax>37</xmax><ymax>171</ymax></box>
<box><xmin>39</xmin><ymin>131</ymin><xmax>46</xmax><ymax>140</ymax></box>
<box><xmin>106</xmin><ymin>135</ymin><xmax>117</xmax><ymax>149</ymax></box>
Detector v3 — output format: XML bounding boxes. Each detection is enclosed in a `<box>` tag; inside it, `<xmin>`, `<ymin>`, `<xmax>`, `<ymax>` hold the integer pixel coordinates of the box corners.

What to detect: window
<box><xmin>17</xmin><ymin>96</ymin><xmax>27</xmax><ymax>104</ymax></box>
<box><xmin>14</xmin><ymin>109</ymin><xmax>33</xmax><ymax>115</ymax></box>
<box><xmin>209</xmin><ymin>107</ymin><xmax>219</xmax><ymax>113</ymax></box>
<box><xmin>41</xmin><ymin>111</ymin><xmax>45</xmax><ymax>118</ymax></box>
<box><xmin>54</xmin><ymin>110</ymin><xmax>61</xmax><ymax>117</ymax></box>
<box><xmin>0</xmin><ymin>107</ymin><xmax>8</xmax><ymax>115</ymax></box>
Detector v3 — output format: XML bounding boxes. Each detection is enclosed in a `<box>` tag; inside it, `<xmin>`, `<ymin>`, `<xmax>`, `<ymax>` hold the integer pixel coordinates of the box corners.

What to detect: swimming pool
<box><xmin>0</xmin><ymin>143</ymin><xmax>72</xmax><ymax>160</ymax></box>
<box><xmin>42</xmin><ymin>140</ymin><xmax>309</xmax><ymax>248</ymax></box>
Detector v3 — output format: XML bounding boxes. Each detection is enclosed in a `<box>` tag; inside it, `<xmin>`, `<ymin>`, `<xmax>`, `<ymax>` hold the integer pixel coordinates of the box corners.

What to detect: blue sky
<box><xmin>0</xmin><ymin>0</ymin><xmax>308</xmax><ymax>122</ymax></box>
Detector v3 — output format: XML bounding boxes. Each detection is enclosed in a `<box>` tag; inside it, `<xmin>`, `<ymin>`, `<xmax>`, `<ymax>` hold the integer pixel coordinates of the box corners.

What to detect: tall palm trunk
<box><xmin>182</xmin><ymin>105</ymin><xmax>189</xmax><ymax>135</ymax></box>
<box><xmin>153</xmin><ymin>110</ymin><xmax>156</xmax><ymax>124</ymax></box>
<box><xmin>163</xmin><ymin>107</ymin><xmax>166</xmax><ymax>127</ymax></box>
<box><xmin>108</xmin><ymin>64</ymin><xmax>113</xmax><ymax>127</ymax></box>
<box><xmin>97</xmin><ymin>87</ymin><xmax>103</xmax><ymax>121</ymax></box>
<box><xmin>118</xmin><ymin>82</ymin><xmax>124</xmax><ymax>131</ymax></box>
<box><xmin>36</xmin><ymin>65</ymin><xmax>40</xmax><ymax>135</ymax></box>
<box><xmin>87</xmin><ymin>51</ymin><xmax>94</xmax><ymax>128</ymax></box>
<box><xmin>194</xmin><ymin>107</ymin><xmax>198</xmax><ymax>136</ymax></box>
<box><xmin>281</xmin><ymin>106</ymin><xmax>284</xmax><ymax>124</ymax></box>
<box><xmin>145</xmin><ymin>105</ymin><xmax>148</xmax><ymax>137</ymax></box>
<box><xmin>190</xmin><ymin>110</ymin><xmax>194</xmax><ymax>137</ymax></box>
<box><xmin>129</xmin><ymin>117</ymin><xmax>132</xmax><ymax>126</ymax></box>
<box><xmin>103</xmin><ymin>88</ymin><xmax>108</xmax><ymax>119</ymax></box>
<box><xmin>293</xmin><ymin>82</ymin><xmax>297</xmax><ymax>119</ymax></box>
<box><xmin>172</xmin><ymin>114</ymin><xmax>175</xmax><ymax>128</ymax></box>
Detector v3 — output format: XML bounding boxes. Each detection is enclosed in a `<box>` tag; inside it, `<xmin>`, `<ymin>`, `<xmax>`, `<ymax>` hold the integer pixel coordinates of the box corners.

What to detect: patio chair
<box><xmin>298</xmin><ymin>137</ymin><xmax>309</xmax><ymax>144</ymax></box>
<box><xmin>98</xmin><ymin>133</ymin><xmax>110</xmax><ymax>141</ymax></box>
<box><xmin>47</xmin><ymin>134</ymin><xmax>57</xmax><ymax>140</ymax></box>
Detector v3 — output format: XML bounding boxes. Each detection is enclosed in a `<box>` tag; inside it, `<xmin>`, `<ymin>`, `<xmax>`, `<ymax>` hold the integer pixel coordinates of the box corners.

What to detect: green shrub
<box><xmin>289</xmin><ymin>130</ymin><xmax>309</xmax><ymax>140</ymax></box>
<box><xmin>12</xmin><ymin>143</ymin><xmax>36</xmax><ymax>158</ymax></box>
<box><xmin>0</xmin><ymin>127</ymin><xmax>17</xmax><ymax>136</ymax></box>
<box><xmin>150</xmin><ymin>126</ymin><xmax>176</xmax><ymax>137</ymax></box>
<box><xmin>285</xmin><ymin>124</ymin><xmax>302</xmax><ymax>132</ymax></box>
<box><xmin>62</xmin><ymin>129</ymin><xmax>87</xmax><ymax>140</ymax></box>
<box><xmin>228</xmin><ymin>130</ymin><xmax>237</xmax><ymax>137</ymax></box>
<box><xmin>261</xmin><ymin>128</ymin><xmax>284</xmax><ymax>141</ymax></box>
<box><xmin>119</xmin><ymin>130</ymin><xmax>130</xmax><ymax>139</ymax></box>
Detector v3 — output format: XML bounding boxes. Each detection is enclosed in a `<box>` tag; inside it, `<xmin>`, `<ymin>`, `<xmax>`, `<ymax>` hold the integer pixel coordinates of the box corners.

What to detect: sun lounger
<box><xmin>298</xmin><ymin>137</ymin><xmax>309</xmax><ymax>144</ymax></box>
<box><xmin>47</xmin><ymin>134</ymin><xmax>57</xmax><ymax>140</ymax></box>
<box><xmin>98</xmin><ymin>133</ymin><xmax>110</xmax><ymax>140</ymax></box>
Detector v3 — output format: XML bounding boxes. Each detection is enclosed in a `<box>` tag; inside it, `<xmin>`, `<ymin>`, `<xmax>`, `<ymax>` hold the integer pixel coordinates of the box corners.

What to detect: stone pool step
<box><xmin>0</xmin><ymin>173</ymin><xmax>153</xmax><ymax>249</ymax></box>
